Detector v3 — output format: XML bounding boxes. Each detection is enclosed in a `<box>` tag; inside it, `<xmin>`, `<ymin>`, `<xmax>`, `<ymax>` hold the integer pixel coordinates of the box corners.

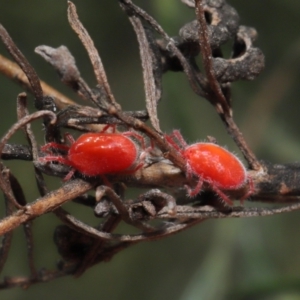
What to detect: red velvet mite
<box><xmin>166</xmin><ymin>130</ymin><xmax>250</xmax><ymax>205</ymax></box>
<box><xmin>40</xmin><ymin>131</ymin><xmax>147</xmax><ymax>180</ymax></box>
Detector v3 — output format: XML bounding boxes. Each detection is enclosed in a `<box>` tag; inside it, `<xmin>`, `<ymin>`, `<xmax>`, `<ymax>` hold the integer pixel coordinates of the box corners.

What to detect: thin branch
<box><xmin>96</xmin><ymin>186</ymin><xmax>156</xmax><ymax>231</ymax></box>
<box><xmin>0</xmin><ymin>179</ymin><xmax>94</xmax><ymax>237</ymax></box>
<box><xmin>0</xmin><ymin>54</ymin><xmax>76</xmax><ymax>109</ymax></box>
<box><xmin>0</xmin><ymin>269</ymin><xmax>68</xmax><ymax>290</ymax></box>
<box><xmin>224</xmin><ymin>116</ymin><xmax>262</xmax><ymax>170</ymax></box>
<box><xmin>157</xmin><ymin>203</ymin><xmax>300</xmax><ymax>219</ymax></box>
<box><xmin>194</xmin><ymin>0</ymin><xmax>262</xmax><ymax>171</ymax></box>
<box><xmin>0</xmin><ymin>170</ymin><xmax>14</xmax><ymax>274</ymax></box>
<box><xmin>0</xmin><ymin>24</ymin><xmax>43</xmax><ymax>108</ymax></box>
<box><xmin>6</xmin><ymin>170</ymin><xmax>37</xmax><ymax>276</ymax></box>
<box><xmin>195</xmin><ymin>0</ymin><xmax>230</xmax><ymax>115</ymax></box>
<box><xmin>1</xmin><ymin>144</ymin><xmax>32</xmax><ymax>161</ymax></box>
<box><xmin>67</xmin><ymin>1</ymin><xmax>118</xmax><ymax>107</ymax></box>
<box><xmin>120</xmin><ymin>0</ymin><xmax>207</xmax><ymax>97</ymax></box>
<box><xmin>16</xmin><ymin>93</ymin><xmax>38</xmax><ymax>159</ymax></box>
<box><xmin>127</xmin><ymin>12</ymin><xmax>161</xmax><ymax>131</ymax></box>
<box><xmin>52</xmin><ymin>209</ymin><xmax>199</xmax><ymax>242</ymax></box>
<box><xmin>0</xmin><ymin>110</ymin><xmax>56</xmax><ymax>209</ymax></box>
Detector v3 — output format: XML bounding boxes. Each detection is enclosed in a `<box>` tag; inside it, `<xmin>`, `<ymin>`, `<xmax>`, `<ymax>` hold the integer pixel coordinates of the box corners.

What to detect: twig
<box><xmin>0</xmin><ymin>110</ymin><xmax>56</xmax><ymax>209</ymax></box>
<box><xmin>67</xmin><ymin>1</ymin><xmax>118</xmax><ymax>107</ymax></box>
<box><xmin>120</xmin><ymin>0</ymin><xmax>208</xmax><ymax>97</ymax></box>
<box><xmin>194</xmin><ymin>0</ymin><xmax>262</xmax><ymax>170</ymax></box>
<box><xmin>51</xmin><ymin>209</ymin><xmax>200</xmax><ymax>242</ymax></box>
<box><xmin>96</xmin><ymin>186</ymin><xmax>156</xmax><ymax>231</ymax></box>
<box><xmin>157</xmin><ymin>203</ymin><xmax>300</xmax><ymax>219</ymax></box>
<box><xmin>0</xmin><ymin>54</ymin><xmax>75</xmax><ymax>109</ymax></box>
<box><xmin>0</xmin><ymin>24</ymin><xmax>43</xmax><ymax>108</ymax></box>
<box><xmin>195</xmin><ymin>0</ymin><xmax>230</xmax><ymax>115</ymax></box>
<box><xmin>0</xmin><ymin>169</ymin><xmax>14</xmax><ymax>274</ymax></box>
<box><xmin>0</xmin><ymin>269</ymin><xmax>68</xmax><ymax>290</ymax></box>
<box><xmin>126</xmin><ymin>11</ymin><xmax>161</xmax><ymax>131</ymax></box>
<box><xmin>7</xmin><ymin>170</ymin><xmax>37</xmax><ymax>276</ymax></box>
<box><xmin>0</xmin><ymin>179</ymin><xmax>94</xmax><ymax>237</ymax></box>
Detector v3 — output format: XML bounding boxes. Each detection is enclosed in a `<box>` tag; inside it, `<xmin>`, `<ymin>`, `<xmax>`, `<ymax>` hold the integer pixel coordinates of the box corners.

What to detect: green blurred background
<box><xmin>1</xmin><ymin>0</ymin><xmax>300</xmax><ymax>299</ymax></box>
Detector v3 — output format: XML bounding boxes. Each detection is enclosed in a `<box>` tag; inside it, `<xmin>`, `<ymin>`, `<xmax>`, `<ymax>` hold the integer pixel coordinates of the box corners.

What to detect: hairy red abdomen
<box><xmin>183</xmin><ymin>143</ymin><xmax>246</xmax><ymax>190</ymax></box>
<box><xmin>68</xmin><ymin>133</ymin><xmax>137</xmax><ymax>176</ymax></box>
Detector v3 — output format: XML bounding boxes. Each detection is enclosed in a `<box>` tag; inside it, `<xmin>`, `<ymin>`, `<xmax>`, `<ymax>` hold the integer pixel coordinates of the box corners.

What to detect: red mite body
<box><xmin>68</xmin><ymin>133</ymin><xmax>138</xmax><ymax>176</ymax></box>
<box><xmin>165</xmin><ymin>130</ymin><xmax>250</xmax><ymax>205</ymax></box>
<box><xmin>183</xmin><ymin>143</ymin><xmax>246</xmax><ymax>190</ymax></box>
<box><xmin>40</xmin><ymin>132</ymin><xmax>143</xmax><ymax>179</ymax></box>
